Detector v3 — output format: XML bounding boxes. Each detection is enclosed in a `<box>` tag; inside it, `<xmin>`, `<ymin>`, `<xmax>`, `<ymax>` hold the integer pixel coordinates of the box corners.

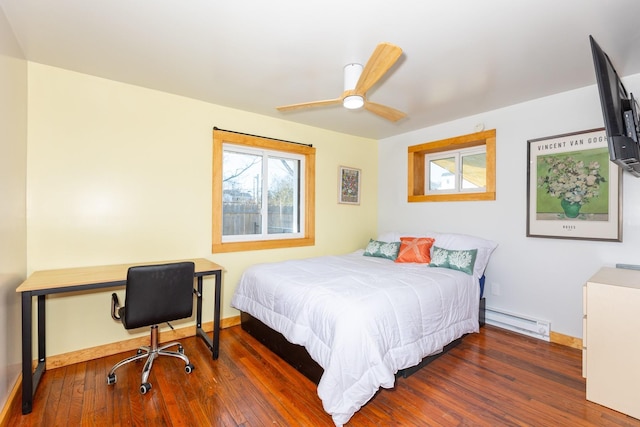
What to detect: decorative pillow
<box><xmin>395</xmin><ymin>237</ymin><xmax>435</xmax><ymax>263</ymax></box>
<box><xmin>429</xmin><ymin>232</ymin><xmax>497</xmax><ymax>278</ymax></box>
<box><xmin>430</xmin><ymin>246</ymin><xmax>478</xmax><ymax>275</ymax></box>
<box><xmin>363</xmin><ymin>239</ymin><xmax>401</xmax><ymax>260</ymax></box>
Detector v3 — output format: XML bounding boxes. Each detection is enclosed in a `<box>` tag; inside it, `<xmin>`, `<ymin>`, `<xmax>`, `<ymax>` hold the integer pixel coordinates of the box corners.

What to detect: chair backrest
<box><xmin>122</xmin><ymin>261</ymin><xmax>195</xmax><ymax>329</ymax></box>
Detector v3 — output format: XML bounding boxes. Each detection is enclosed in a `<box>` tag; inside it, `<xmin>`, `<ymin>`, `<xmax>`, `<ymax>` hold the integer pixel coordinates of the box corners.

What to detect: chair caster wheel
<box><xmin>140</xmin><ymin>382</ymin><xmax>151</xmax><ymax>394</ymax></box>
<box><xmin>178</xmin><ymin>345</ymin><xmax>184</xmax><ymax>354</ymax></box>
<box><xmin>185</xmin><ymin>363</ymin><xmax>194</xmax><ymax>374</ymax></box>
<box><xmin>107</xmin><ymin>374</ymin><xmax>117</xmax><ymax>385</ymax></box>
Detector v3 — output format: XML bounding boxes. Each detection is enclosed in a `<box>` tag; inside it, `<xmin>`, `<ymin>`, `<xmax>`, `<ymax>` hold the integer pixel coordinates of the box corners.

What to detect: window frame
<box><xmin>212</xmin><ymin>130</ymin><xmax>315</xmax><ymax>253</ymax></box>
<box><xmin>408</xmin><ymin>129</ymin><xmax>496</xmax><ymax>202</ymax></box>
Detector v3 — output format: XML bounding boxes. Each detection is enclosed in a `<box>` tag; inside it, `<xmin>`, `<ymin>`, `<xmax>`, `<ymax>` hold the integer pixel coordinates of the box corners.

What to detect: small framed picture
<box><xmin>338</xmin><ymin>166</ymin><xmax>361</xmax><ymax>205</ymax></box>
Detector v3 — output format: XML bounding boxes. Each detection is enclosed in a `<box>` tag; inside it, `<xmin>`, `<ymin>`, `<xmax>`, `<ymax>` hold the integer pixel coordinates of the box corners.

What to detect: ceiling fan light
<box><xmin>343</xmin><ymin>95</ymin><xmax>364</xmax><ymax>110</ymax></box>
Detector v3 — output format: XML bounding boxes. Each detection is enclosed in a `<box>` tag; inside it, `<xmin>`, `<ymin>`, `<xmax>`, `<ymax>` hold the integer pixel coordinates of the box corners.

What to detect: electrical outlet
<box><xmin>491</xmin><ymin>282</ymin><xmax>501</xmax><ymax>296</ymax></box>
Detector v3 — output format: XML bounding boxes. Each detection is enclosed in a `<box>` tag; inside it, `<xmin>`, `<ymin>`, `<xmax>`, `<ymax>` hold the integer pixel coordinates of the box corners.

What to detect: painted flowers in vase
<box><xmin>537</xmin><ymin>156</ymin><xmax>606</xmax><ymax>218</ymax></box>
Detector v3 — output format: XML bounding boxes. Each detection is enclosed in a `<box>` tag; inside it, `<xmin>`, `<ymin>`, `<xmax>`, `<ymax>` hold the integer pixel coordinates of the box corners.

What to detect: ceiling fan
<box><xmin>276</xmin><ymin>42</ymin><xmax>407</xmax><ymax>122</ymax></box>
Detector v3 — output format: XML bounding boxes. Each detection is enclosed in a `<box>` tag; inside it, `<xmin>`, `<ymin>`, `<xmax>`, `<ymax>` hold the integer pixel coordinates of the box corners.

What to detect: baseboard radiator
<box><xmin>485</xmin><ymin>307</ymin><xmax>550</xmax><ymax>341</ymax></box>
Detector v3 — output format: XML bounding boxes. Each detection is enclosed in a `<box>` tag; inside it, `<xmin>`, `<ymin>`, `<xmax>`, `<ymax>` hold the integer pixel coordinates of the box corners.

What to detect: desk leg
<box><xmin>195</xmin><ymin>272</ymin><xmax>221</xmax><ymax>360</ymax></box>
<box><xmin>21</xmin><ymin>292</ymin><xmax>33</xmax><ymax>414</ymax></box>
<box><xmin>212</xmin><ymin>270</ymin><xmax>221</xmax><ymax>359</ymax></box>
<box><xmin>38</xmin><ymin>295</ymin><xmax>46</xmax><ymax>364</ymax></box>
<box><xmin>195</xmin><ymin>276</ymin><xmax>206</xmax><ymax>345</ymax></box>
<box><xmin>22</xmin><ymin>294</ymin><xmax>47</xmax><ymax>415</ymax></box>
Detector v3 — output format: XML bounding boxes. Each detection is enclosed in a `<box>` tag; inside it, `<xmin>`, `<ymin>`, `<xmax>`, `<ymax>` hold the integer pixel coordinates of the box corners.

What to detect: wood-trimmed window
<box><xmin>408</xmin><ymin>129</ymin><xmax>496</xmax><ymax>202</ymax></box>
<box><xmin>212</xmin><ymin>129</ymin><xmax>315</xmax><ymax>253</ymax></box>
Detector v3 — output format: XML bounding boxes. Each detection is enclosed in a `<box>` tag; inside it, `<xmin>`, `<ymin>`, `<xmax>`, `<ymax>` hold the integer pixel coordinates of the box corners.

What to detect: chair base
<box><xmin>107</xmin><ymin>324</ymin><xmax>194</xmax><ymax>393</ymax></box>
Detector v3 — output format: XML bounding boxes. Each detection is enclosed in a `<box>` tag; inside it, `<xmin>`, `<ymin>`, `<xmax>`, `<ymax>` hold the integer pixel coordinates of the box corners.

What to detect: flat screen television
<box><xmin>590</xmin><ymin>35</ymin><xmax>640</xmax><ymax>177</ymax></box>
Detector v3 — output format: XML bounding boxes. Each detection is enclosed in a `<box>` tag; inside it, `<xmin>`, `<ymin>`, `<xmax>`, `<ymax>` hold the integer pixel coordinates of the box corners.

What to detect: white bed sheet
<box><xmin>231</xmin><ymin>250</ymin><xmax>480</xmax><ymax>426</ymax></box>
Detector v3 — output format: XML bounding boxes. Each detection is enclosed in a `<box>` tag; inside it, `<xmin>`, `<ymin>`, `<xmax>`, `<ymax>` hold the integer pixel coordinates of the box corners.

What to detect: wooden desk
<box><xmin>17</xmin><ymin>258</ymin><xmax>223</xmax><ymax>415</ymax></box>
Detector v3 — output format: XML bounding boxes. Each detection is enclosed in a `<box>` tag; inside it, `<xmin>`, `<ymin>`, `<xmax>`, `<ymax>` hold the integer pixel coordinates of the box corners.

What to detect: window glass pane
<box><xmin>429</xmin><ymin>157</ymin><xmax>456</xmax><ymax>191</ymax></box>
<box><xmin>222</xmin><ymin>150</ymin><xmax>262</xmax><ymax>236</ymax></box>
<box><xmin>462</xmin><ymin>152</ymin><xmax>486</xmax><ymax>189</ymax></box>
<box><xmin>267</xmin><ymin>156</ymin><xmax>299</xmax><ymax>234</ymax></box>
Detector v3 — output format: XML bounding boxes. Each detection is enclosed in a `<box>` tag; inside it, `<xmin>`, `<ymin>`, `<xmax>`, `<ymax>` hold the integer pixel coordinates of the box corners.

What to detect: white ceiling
<box><xmin>2</xmin><ymin>0</ymin><xmax>640</xmax><ymax>140</ymax></box>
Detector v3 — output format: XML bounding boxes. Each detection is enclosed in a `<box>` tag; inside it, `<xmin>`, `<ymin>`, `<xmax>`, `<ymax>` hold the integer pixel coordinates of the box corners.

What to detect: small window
<box><xmin>212</xmin><ymin>129</ymin><xmax>315</xmax><ymax>253</ymax></box>
<box><xmin>408</xmin><ymin>129</ymin><xmax>495</xmax><ymax>202</ymax></box>
<box><xmin>427</xmin><ymin>146</ymin><xmax>486</xmax><ymax>194</ymax></box>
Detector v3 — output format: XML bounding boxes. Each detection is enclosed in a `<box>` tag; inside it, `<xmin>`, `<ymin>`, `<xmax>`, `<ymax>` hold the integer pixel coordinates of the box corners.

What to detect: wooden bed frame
<box><xmin>240</xmin><ymin>297</ymin><xmax>486</xmax><ymax>384</ymax></box>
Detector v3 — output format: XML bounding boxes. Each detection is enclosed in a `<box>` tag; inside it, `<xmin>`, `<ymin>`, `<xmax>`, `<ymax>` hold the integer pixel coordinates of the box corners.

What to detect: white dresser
<box><xmin>583</xmin><ymin>267</ymin><xmax>640</xmax><ymax>419</ymax></box>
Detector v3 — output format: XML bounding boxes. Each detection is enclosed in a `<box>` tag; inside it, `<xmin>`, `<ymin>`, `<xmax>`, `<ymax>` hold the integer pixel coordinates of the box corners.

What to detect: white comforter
<box><xmin>231</xmin><ymin>250</ymin><xmax>480</xmax><ymax>426</ymax></box>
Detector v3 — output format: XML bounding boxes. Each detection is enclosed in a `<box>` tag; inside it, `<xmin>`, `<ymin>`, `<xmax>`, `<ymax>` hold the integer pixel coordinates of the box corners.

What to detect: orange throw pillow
<box><xmin>395</xmin><ymin>237</ymin><xmax>435</xmax><ymax>263</ymax></box>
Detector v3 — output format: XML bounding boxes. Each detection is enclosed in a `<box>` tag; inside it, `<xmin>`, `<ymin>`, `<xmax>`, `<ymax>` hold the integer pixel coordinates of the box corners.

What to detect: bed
<box><xmin>231</xmin><ymin>231</ymin><xmax>497</xmax><ymax>426</ymax></box>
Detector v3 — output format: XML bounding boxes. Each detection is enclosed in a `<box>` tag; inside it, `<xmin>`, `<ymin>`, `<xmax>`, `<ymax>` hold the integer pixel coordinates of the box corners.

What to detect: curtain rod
<box><xmin>213</xmin><ymin>127</ymin><xmax>312</xmax><ymax>148</ymax></box>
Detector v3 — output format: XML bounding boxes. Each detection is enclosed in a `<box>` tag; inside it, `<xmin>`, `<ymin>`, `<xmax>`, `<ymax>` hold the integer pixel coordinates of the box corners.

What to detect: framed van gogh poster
<box><xmin>526</xmin><ymin>128</ymin><xmax>622</xmax><ymax>241</ymax></box>
<box><xmin>338</xmin><ymin>166</ymin><xmax>361</xmax><ymax>205</ymax></box>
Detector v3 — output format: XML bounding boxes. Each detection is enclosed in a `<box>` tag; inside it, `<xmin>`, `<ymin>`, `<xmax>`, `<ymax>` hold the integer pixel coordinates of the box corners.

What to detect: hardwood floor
<box><xmin>7</xmin><ymin>325</ymin><xmax>640</xmax><ymax>426</ymax></box>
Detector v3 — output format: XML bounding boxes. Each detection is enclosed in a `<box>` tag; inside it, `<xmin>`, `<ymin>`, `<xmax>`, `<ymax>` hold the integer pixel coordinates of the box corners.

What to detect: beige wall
<box><xmin>0</xmin><ymin>6</ymin><xmax>27</xmax><ymax>410</ymax></box>
<box><xmin>26</xmin><ymin>62</ymin><xmax>378</xmax><ymax>356</ymax></box>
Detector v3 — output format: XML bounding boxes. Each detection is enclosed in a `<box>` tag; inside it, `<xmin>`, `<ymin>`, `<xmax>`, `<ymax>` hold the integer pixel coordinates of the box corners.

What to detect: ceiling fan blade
<box><xmin>354</xmin><ymin>42</ymin><xmax>402</xmax><ymax>95</ymax></box>
<box><xmin>364</xmin><ymin>101</ymin><xmax>407</xmax><ymax>122</ymax></box>
<box><xmin>276</xmin><ymin>98</ymin><xmax>342</xmax><ymax>112</ymax></box>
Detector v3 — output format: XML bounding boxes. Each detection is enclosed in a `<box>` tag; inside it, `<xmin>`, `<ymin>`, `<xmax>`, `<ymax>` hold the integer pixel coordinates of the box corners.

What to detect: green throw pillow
<box><xmin>430</xmin><ymin>246</ymin><xmax>478</xmax><ymax>275</ymax></box>
<box><xmin>363</xmin><ymin>239</ymin><xmax>401</xmax><ymax>261</ymax></box>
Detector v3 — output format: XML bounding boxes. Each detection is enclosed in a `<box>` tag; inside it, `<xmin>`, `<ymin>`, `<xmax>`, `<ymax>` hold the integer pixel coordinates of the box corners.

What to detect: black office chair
<box><xmin>107</xmin><ymin>261</ymin><xmax>196</xmax><ymax>394</ymax></box>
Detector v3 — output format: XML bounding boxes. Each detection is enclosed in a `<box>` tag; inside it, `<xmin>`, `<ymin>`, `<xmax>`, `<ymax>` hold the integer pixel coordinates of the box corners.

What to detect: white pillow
<box><xmin>430</xmin><ymin>232</ymin><xmax>498</xmax><ymax>278</ymax></box>
<box><xmin>377</xmin><ymin>231</ymin><xmax>437</xmax><ymax>243</ymax></box>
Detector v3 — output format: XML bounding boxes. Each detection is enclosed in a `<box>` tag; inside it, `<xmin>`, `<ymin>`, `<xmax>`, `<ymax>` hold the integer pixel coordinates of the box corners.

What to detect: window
<box><xmin>212</xmin><ymin>130</ymin><xmax>315</xmax><ymax>253</ymax></box>
<box><xmin>426</xmin><ymin>146</ymin><xmax>486</xmax><ymax>194</ymax></box>
<box><xmin>408</xmin><ymin>129</ymin><xmax>495</xmax><ymax>202</ymax></box>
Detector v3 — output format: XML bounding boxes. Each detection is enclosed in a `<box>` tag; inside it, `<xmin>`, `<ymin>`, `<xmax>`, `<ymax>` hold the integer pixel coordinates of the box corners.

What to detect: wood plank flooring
<box><xmin>7</xmin><ymin>325</ymin><xmax>640</xmax><ymax>426</ymax></box>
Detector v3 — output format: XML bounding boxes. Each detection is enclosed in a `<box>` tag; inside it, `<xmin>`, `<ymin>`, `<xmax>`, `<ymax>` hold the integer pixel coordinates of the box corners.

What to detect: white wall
<box><xmin>0</xmin><ymin>6</ymin><xmax>26</xmax><ymax>411</ymax></box>
<box><xmin>379</xmin><ymin>73</ymin><xmax>640</xmax><ymax>339</ymax></box>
